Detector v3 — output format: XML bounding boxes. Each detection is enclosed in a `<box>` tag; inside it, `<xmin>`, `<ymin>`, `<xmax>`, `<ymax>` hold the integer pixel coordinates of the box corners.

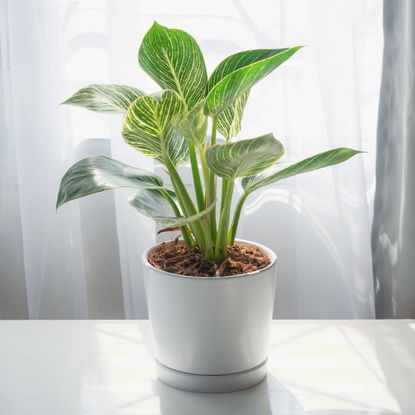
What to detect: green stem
<box><xmin>215</xmin><ymin>178</ymin><xmax>234</xmax><ymax>262</ymax></box>
<box><xmin>161</xmin><ymin>189</ymin><xmax>194</xmax><ymax>248</ymax></box>
<box><xmin>188</xmin><ymin>143</ymin><xmax>205</xmax><ymax>211</ymax></box>
<box><xmin>162</xmin><ymin>151</ymin><xmax>214</xmax><ymax>260</ymax></box>
<box><xmin>228</xmin><ymin>192</ymin><xmax>249</xmax><ymax>245</ymax></box>
<box><xmin>220</xmin><ymin>178</ymin><xmax>227</xmax><ymax>214</ymax></box>
<box><xmin>199</xmin><ymin>147</ymin><xmax>210</xmax><ymax>203</ymax></box>
<box><xmin>207</xmin><ymin>117</ymin><xmax>218</xmax><ymax>242</ymax></box>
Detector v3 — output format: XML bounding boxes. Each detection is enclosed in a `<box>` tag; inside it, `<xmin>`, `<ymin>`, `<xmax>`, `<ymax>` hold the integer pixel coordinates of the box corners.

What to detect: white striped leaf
<box><xmin>208</xmin><ymin>50</ymin><xmax>288</xmax><ymax>139</ymax></box>
<box><xmin>131</xmin><ymin>192</ymin><xmax>216</xmax><ymax>227</ymax></box>
<box><xmin>129</xmin><ymin>189</ymin><xmax>177</xmax><ymax>219</ymax></box>
<box><xmin>62</xmin><ymin>84</ymin><xmax>144</xmax><ymax>112</ymax></box>
<box><xmin>217</xmin><ymin>91</ymin><xmax>249</xmax><ymax>141</ymax></box>
<box><xmin>122</xmin><ymin>90</ymin><xmax>189</xmax><ymax>166</ymax></box>
<box><xmin>153</xmin><ymin>200</ymin><xmax>216</xmax><ymax>227</ymax></box>
<box><xmin>173</xmin><ymin>100</ymin><xmax>207</xmax><ymax>148</ymax></box>
<box><xmin>56</xmin><ymin>156</ymin><xmax>164</xmax><ymax>208</ymax></box>
<box><xmin>242</xmin><ymin>148</ymin><xmax>363</xmax><ymax>192</ymax></box>
<box><xmin>205</xmin><ymin>47</ymin><xmax>303</xmax><ymax>117</ymax></box>
<box><xmin>139</xmin><ymin>22</ymin><xmax>207</xmax><ymax>110</ymax></box>
<box><xmin>206</xmin><ymin>133</ymin><xmax>284</xmax><ymax>179</ymax></box>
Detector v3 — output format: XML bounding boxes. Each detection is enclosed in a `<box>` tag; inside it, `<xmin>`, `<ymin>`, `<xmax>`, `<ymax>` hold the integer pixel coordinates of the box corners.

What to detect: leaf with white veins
<box><xmin>205</xmin><ymin>47</ymin><xmax>303</xmax><ymax>117</ymax></box>
<box><xmin>206</xmin><ymin>133</ymin><xmax>284</xmax><ymax>179</ymax></box>
<box><xmin>173</xmin><ymin>100</ymin><xmax>207</xmax><ymax>148</ymax></box>
<box><xmin>129</xmin><ymin>189</ymin><xmax>177</xmax><ymax>219</ymax></box>
<box><xmin>208</xmin><ymin>50</ymin><xmax>290</xmax><ymax>139</ymax></box>
<box><xmin>130</xmin><ymin>192</ymin><xmax>216</xmax><ymax>227</ymax></box>
<box><xmin>216</xmin><ymin>91</ymin><xmax>249</xmax><ymax>141</ymax></box>
<box><xmin>122</xmin><ymin>90</ymin><xmax>189</xmax><ymax>166</ymax></box>
<box><xmin>242</xmin><ymin>148</ymin><xmax>363</xmax><ymax>192</ymax></box>
<box><xmin>57</xmin><ymin>156</ymin><xmax>163</xmax><ymax>209</ymax></box>
<box><xmin>139</xmin><ymin>22</ymin><xmax>207</xmax><ymax>110</ymax></box>
<box><xmin>153</xmin><ymin>200</ymin><xmax>216</xmax><ymax>227</ymax></box>
<box><xmin>62</xmin><ymin>84</ymin><xmax>144</xmax><ymax>112</ymax></box>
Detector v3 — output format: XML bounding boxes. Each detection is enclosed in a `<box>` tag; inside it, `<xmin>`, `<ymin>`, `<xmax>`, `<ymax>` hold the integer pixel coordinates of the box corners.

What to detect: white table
<box><xmin>1</xmin><ymin>320</ymin><xmax>414</xmax><ymax>415</ymax></box>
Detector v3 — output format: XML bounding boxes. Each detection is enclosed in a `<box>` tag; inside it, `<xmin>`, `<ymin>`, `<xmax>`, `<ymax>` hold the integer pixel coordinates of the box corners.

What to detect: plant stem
<box><xmin>199</xmin><ymin>147</ymin><xmax>210</xmax><ymax>204</ymax></box>
<box><xmin>161</xmin><ymin>189</ymin><xmax>194</xmax><ymax>248</ymax></box>
<box><xmin>215</xmin><ymin>178</ymin><xmax>234</xmax><ymax>262</ymax></box>
<box><xmin>188</xmin><ymin>143</ymin><xmax>205</xmax><ymax>211</ymax></box>
<box><xmin>207</xmin><ymin>117</ymin><xmax>218</xmax><ymax>242</ymax></box>
<box><xmin>162</xmin><ymin>150</ymin><xmax>214</xmax><ymax>260</ymax></box>
<box><xmin>220</xmin><ymin>177</ymin><xmax>227</xmax><ymax>214</ymax></box>
<box><xmin>228</xmin><ymin>191</ymin><xmax>249</xmax><ymax>245</ymax></box>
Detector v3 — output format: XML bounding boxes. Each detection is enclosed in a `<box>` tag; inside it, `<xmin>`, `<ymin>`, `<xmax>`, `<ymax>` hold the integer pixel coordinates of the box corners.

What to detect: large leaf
<box><xmin>122</xmin><ymin>90</ymin><xmax>189</xmax><ymax>166</ymax></box>
<box><xmin>62</xmin><ymin>84</ymin><xmax>144</xmax><ymax>112</ymax></box>
<box><xmin>208</xmin><ymin>50</ymin><xmax>288</xmax><ymax>139</ymax></box>
<box><xmin>139</xmin><ymin>22</ymin><xmax>208</xmax><ymax>110</ymax></box>
<box><xmin>205</xmin><ymin>46</ymin><xmax>303</xmax><ymax>117</ymax></box>
<box><xmin>57</xmin><ymin>156</ymin><xmax>163</xmax><ymax>209</ymax></box>
<box><xmin>206</xmin><ymin>133</ymin><xmax>284</xmax><ymax>179</ymax></box>
<box><xmin>173</xmin><ymin>100</ymin><xmax>207</xmax><ymax>148</ymax></box>
<box><xmin>242</xmin><ymin>148</ymin><xmax>363</xmax><ymax>192</ymax></box>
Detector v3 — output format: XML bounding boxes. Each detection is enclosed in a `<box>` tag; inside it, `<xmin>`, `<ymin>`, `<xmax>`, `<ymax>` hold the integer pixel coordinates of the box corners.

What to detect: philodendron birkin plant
<box><xmin>57</xmin><ymin>22</ymin><xmax>362</xmax><ymax>392</ymax></box>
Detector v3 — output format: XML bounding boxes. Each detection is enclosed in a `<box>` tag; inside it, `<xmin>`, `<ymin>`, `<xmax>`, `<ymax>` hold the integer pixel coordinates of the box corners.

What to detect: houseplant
<box><xmin>57</xmin><ymin>22</ymin><xmax>361</xmax><ymax>392</ymax></box>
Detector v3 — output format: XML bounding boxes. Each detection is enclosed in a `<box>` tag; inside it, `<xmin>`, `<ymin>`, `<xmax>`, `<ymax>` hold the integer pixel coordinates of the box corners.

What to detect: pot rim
<box><xmin>142</xmin><ymin>238</ymin><xmax>277</xmax><ymax>280</ymax></box>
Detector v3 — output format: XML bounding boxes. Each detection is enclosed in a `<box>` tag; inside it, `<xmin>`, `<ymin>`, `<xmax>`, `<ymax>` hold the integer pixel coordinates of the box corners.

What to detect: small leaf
<box><xmin>217</xmin><ymin>91</ymin><xmax>249</xmax><ymax>141</ymax></box>
<box><xmin>205</xmin><ymin>47</ymin><xmax>303</xmax><ymax>117</ymax></box>
<box><xmin>62</xmin><ymin>84</ymin><xmax>144</xmax><ymax>112</ymax></box>
<box><xmin>242</xmin><ymin>148</ymin><xmax>363</xmax><ymax>192</ymax></box>
<box><xmin>153</xmin><ymin>200</ymin><xmax>216</xmax><ymax>227</ymax></box>
<box><xmin>139</xmin><ymin>22</ymin><xmax>208</xmax><ymax>110</ymax></box>
<box><xmin>206</xmin><ymin>133</ymin><xmax>284</xmax><ymax>179</ymax></box>
<box><xmin>129</xmin><ymin>189</ymin><xmax>176</xmax><ymax>219</ymax></box>
<box><xmin>122</xmin><ymin>90</ymin><xmax>189</xmax><ymax>166</ymax></box>
<box><xmin>173</xmin><ymin>100</ymin><xmax>207</xmax><ymax>148</ymax></box>
<box><xmin>57</xmin><ymin>156</ymin><xmax>163</xmax><ymax>209</ymax></box>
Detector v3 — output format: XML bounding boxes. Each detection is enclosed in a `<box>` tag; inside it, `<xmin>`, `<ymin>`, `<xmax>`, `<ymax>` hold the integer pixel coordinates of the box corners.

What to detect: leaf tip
<box><xmin>55</xmin><ymin>197</ymin><xmax>63</xmax><ymax>211</ymax></box>
<box><xmin>290</xmin><ymin>45</ymin><xmax>305</xmax><ymax>53</ymax></box>
<box><xmin>60</xmin><ymin>96</ymin><xmax>73</xmax><ymax>106</ymax></box>
<box><xmin>151</xmin><ymin>21</ymin><xmax>165</xmax><ymax>31</ymax></box>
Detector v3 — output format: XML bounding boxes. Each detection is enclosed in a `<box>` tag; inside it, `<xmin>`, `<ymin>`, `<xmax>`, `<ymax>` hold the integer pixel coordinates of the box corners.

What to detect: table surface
<box><xmin>1</xmin><ymin>320</ymin><xmax>414</xmax><ymax>415</ymax></box>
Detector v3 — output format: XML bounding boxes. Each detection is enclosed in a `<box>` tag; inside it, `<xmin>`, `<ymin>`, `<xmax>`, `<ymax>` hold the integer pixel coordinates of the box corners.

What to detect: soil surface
<box><xmin>148</xmin><ymin>238</ymin><xmax>271</xmax><ymax>277</ymax></box>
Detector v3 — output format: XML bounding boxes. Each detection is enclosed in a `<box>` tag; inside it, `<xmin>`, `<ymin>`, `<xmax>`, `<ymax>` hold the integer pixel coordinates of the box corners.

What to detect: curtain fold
<box><xmin>0</xmin><ymin>0</ymin><xmax>381</xmax><ymax>319</ymax></box>
<box><xmin>372</xmin><ymin>0</ymin><xmax>415</xmax><ymax>318</ymax></box>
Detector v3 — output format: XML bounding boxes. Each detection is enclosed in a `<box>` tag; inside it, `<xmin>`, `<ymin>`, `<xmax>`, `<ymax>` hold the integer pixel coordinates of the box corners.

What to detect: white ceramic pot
<box><xmin>142</xmin><ymin>239</ymin><xmax>277</xmax><ymax>393</ymax></box>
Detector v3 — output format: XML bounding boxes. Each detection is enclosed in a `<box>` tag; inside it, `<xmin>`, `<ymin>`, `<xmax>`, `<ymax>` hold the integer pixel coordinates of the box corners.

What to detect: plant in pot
<box><xmin>57</xmin><ymin>22</ymin><xmax>362</xmax><ymax>393</ymax></box>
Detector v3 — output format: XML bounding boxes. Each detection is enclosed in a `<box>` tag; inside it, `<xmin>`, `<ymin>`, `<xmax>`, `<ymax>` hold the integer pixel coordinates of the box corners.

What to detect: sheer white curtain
<box><xmin>0</xmin><ymin>0</ymin><xmax>381</xmax><ymax>319</ymax></box>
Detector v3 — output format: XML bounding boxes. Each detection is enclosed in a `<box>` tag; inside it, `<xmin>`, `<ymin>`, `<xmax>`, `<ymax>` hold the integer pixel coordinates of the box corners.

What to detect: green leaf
<box><xmin>131</xmin><ymin>192</ymin><xmax>216</xmax><ymax>227</ymax></box>
<box><xmin>217</xmin><ymin>91</ymin><xmax>249</xmax><ymax>141</ymax></box>
<box><xmin>129</xmin><ymin>189</ymin><xmax>176</xmax><ymax>219</ymax></box>
<box><xmin>173</xmin><ymin>100</ymin><xmax>207</xmax><ymax>148</ymax></box>
<box><xmin>56</xmin><ymin>156</ymin><xmax>163</xmax><ymax>209</ymax></box>
<box><xmin>62</xmin><ymin>84</ymin><xmax>144</xmax><ymax>112</ymax></box>
<box><xmin>122</xmin><ymin>90</ymin><xmax>189</xmax><ymax>166</ymax></box>
<box><xmin>206</xmin><ymin>133</ymin><xmax>284</xmax><ymax>179</ymax></box>
<box><xmin>242</xmin><ymin>148</ymin><xmax>363</xmax><ymax>192</ymax></box>
<box><xmin>153</xmin><ymin>200</ymin><xmax>216</xmax><ymax>227</ymax></box>
<box><xmin>208</xmin><ymin>50</ymin><xmax>287</xmax><ymax>139</ymax></box>
<box><xmin>139</xmin><ymin>22</ymin><xmax>208</xmax><ymax>110</ymax></box>
<box><xmin>205</xmin><ymin>47</ymin><xmax>303</xmax><ymax>117</ymax></box>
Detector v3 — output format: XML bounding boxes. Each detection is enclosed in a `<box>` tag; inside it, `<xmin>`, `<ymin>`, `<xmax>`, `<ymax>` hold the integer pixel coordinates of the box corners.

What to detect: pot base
<box><xmin>155</xmin><ymin>359</ymin><xmax>268</xmax><ymax>393</ymax></box>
